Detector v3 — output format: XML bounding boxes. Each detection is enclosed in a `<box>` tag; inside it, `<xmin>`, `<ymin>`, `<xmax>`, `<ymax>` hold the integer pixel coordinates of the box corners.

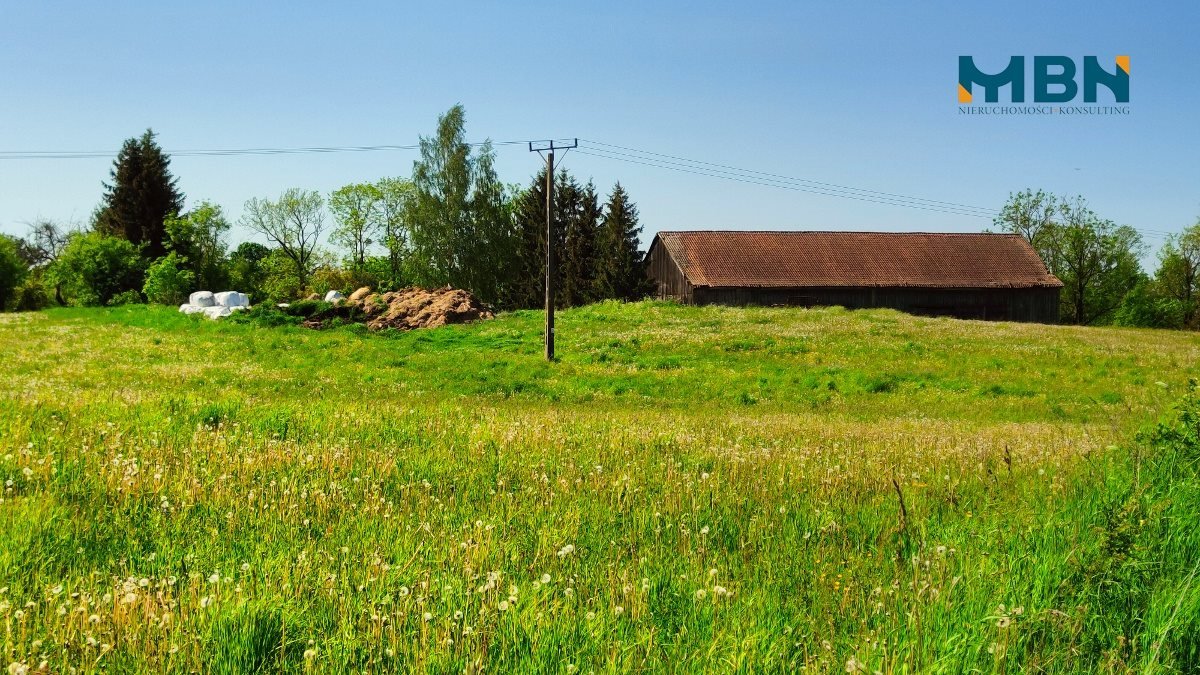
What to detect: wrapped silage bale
<box><xmin>203</xmin><ymin>306</ymin><xmax>233</xmax><ymax>320</ymax></box>
<box><xmin>214</xmin><ymin>291</ymin><xmax>249</xmax><ymax>308</ymax></box>
<box><xmin>325</xmin><ymin>290</ymin><xmax>345</xmax><ymax>303</ymax></box>
<box><xmin>189</xmin><ymin>291</ymin><xmax>216</xmax><ymax>307</ymax></box>
<box><xmin>179</xmin><ymin>304</ymin><xmax>206</xmax><ymax>315</ymax></box>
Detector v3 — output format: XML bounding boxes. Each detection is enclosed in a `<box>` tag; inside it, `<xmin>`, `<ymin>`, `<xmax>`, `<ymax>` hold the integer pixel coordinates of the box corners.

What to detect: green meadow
<box><xmin>1</xmin><ymin>302</ymin><xmax>1199</xmax><ymax>673</ymax></box>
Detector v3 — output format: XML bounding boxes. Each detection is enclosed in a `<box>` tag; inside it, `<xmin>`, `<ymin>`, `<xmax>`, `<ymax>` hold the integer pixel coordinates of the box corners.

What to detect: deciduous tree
<box><xmin>329</xmin><ymin>183</ymin><xmax>383</xmax><ymax>272</ymax></box>
<box><xmin>165</xmin><ymin>202</ymin><xmax>230</xmax><ymax>291</ymax></box>
<box><xmin>1155</xmin><ymin>221</ymin><xmax>1200</xmax><ymax>325</ymax></box>
<box><xmin>241</xmin><ymin>189</ymin><xmax>325</xmax><ymax>291</ymax></box>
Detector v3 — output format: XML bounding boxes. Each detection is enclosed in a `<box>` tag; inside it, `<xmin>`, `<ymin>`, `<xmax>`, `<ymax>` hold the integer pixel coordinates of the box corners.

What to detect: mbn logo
<box><xmin>958</xmin><ymin>56</ymin><xmax>1129</xmax><ymax>103</ymax></box>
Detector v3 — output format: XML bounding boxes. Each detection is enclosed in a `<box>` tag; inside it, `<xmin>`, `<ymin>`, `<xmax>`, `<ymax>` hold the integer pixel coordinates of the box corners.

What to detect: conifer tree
<box><xmin>595</xmin><ymin>183</ymin><xmax>650</xmax><ymax>301</ymax></box>
<box><xmin>94</xmin><ymin>129</ymin><xmax>184</xmax><ymax>259</ymax></box>
<box><xmin>561</xmin><ymin>179</ymin><xmax>600</xmax><ymax>307</ymax></box>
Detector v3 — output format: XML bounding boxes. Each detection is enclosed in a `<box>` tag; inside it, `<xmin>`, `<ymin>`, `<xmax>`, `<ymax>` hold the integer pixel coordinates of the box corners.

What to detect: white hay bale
<box><xmin>179</xmin><ymin>304</ymin><xmax>206</xmax><ymax>315</ymax></box>
<box><xmin>325</xmin><ymin>290</ymin><xmax>345</xmax><ymax>303</ymax></box>
<box><xmin>189</xmin><ymin>291</ymin><xmax>215</xmax><ymax>307</ymax></box>
<box><xmin>214</xmin><ymin>291</ymin><xmax>249</xmax><ymax>308</ymax></box>
<box><xmin>203</xmin><ymin>306</ymin><xmax>233</xmax><ymax>320</ymax></box>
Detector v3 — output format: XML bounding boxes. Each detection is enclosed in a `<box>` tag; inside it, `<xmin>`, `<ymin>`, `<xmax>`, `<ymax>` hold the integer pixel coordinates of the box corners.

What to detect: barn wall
<box><xmin>691</xmin><ymin>286</ymin><xmax>1060</xmax><ymax>323</ymax></box>
<box><xmin>645</xmin><ymin>243</ymin><xmax>692</xmax><ymax>303</ymax></box>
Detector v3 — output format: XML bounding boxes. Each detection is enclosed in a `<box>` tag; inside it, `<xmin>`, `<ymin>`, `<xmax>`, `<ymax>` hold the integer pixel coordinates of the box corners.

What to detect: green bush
<box><xmin>50</xmin><ymin>232</ymin><xmax>145</xmax><ymax>306</ymax></box>
<box><xmin>227</xmin><ymin>305</ymin><xmax>302</xmax><ymax>328</ymax></box>
<box><xmin>260</xmin><ymin>249</ymin><xmax>304</xmax><ymax>303</ymax></box>
<box><xmin>0</xmin><ymin>234</ymin><xmax>28</xmax><ymax>311</ymax></box>
<box><xmin>107</xmin><ymin>289</ymin><xmax>145</xmax><ymax>306</ymax></box>
<box><xmin>13</xmin><ymin>276</ymin><xmax>50</xmax><ymax>311</ymax></box>
<box><xmin>1113</xmin><ymin>282</ymin><xmax>1186</xmax><ymax>329</ymax></box>
<box><xmin>228</xmin><ymin>242</ymin><xmax>271</xmax><ymax>303</ymax></box>
<box><xmin>143</xmin><ymin>252</ymin><xmax>195</xmax><ymax>305</ymax></box>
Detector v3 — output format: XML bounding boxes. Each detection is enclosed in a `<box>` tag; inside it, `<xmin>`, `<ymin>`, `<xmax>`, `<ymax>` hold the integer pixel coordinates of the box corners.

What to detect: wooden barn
<box><xmin>645</xmin><ymin>231</ymin><xmax>1062</xmax><ymax>322</ymax></box>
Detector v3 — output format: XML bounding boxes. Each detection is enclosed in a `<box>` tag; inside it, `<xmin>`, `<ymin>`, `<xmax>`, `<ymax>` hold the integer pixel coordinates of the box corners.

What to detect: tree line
<box><xmin>0</xmin><ymin>105</ymin><xmax>650</xmax><ymax>312</ymax></box>
<box><xmin>994</xmin><ymin>188</ymin><xmax>1199</xmax><ymax>329</ymax></box>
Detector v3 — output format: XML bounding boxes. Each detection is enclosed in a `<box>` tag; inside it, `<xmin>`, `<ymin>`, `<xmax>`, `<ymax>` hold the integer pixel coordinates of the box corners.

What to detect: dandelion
<box><xmin>936</xmin><ymin>545</ymin><xmax>947</xmax><ymax>555</ymax></box>
<box><xmin>566</xmin><ymin>665</ymin><xmax>578</xmax><ymax>674</ymax></box>
<box><xmin>557</xmin><ymin>544</ymin><xmax>575</xmax><ymax>558</ymax></box>
<box><xmin>121</xmin><ymin>592</ymin><xmax>137</xmax><ymax>605</ymax></box>
<box><xmin>22</xmin><ymin>468</ymin><xmax>32</xmax><ymax>478</ymax></box>
<box><xmin>241</xmin><ymin>563</ymin><xmax>251</xmax><ymax>572</ymax></box>
<box><xmin>700</xmin><ymin>525</ymin><xmax>710</xmax><ymax>535</ymax></box>
<box><xmin>714</xmin><ymin>586</ymin><xmax>728</xmax><ymax>597</ymax></box>
<box><xmin>541</xmin><ymin>574</ymin><xmax>551</xmax><ymax>584</ymax></box>
<box><xmin>398</xmin><ymin>586</ymin><xmax>410</xmax><ymax>597</ymax></box>
<box><xmin>8</xmin><ymin>661</ymin><xmax>28</xmax><ymax>675</ymax></box>
<box><xmin>303</xmin><ymin>648</ymin><xmax>317</xmax><ymax>660</ymax></box>
<box><xmin>498</xmin><ymin>600</ymin><xmax>509</xmax><ymax>611</ymax></box>
<box><xmin>208</xmin><ymin>573</ymin><xmax>219</xmax><ymax>584</ymax></box>
<box><xmin>586</xmin><ymin>611</ymin><xmax>596</xmax><ymax>621</ymax></box>
<box><xmin>614</xmin><ymin>605</ymin><xmax>624</xmax><ymax>615</ymax></box>
<box><xmin>88</xmin><ymin>614</ymin><xmax>100</xmax><ymax>624</ymax></box>
<box><xmin>200</xmin><ymin>596</ymin><xmax>212</xmax><ymax>608</ymax></box>
<box><xmin>709</xmin><ymin>568</ymin><xmax>718</xmax><ymax>578</ymax></box>
<box><xmin>997</xmin><ymin>616</ymin><xmax>1012</xmax><ymax>628</ymax></box>
<box><xmin>51</xmin><ymin>584</ymin><xmax>63</xmax><ymax>595</ymax></box>
<box><xmin>695</xmin><ymin>589</ymin><xmax>708</xmax><ymax>600</ymax></box>
<box><xmin>423</xmin><ymin>612</ymin><xmax>432</xmax><ymax>622</ymax></box>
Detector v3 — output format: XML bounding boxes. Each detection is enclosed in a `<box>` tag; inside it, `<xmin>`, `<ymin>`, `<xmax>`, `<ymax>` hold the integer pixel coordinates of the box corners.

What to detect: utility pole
<box><xmin>529</xmin><ymin>139</ymin><xmax>577</xmax><ymax>361</ymax></box>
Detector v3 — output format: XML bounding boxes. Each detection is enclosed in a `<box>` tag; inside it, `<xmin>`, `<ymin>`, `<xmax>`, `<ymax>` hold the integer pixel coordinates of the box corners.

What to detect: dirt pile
<box><xmin>329</xmin><ymin>286</ymin><xmax>494</xmax><ymax>331</ymax></box>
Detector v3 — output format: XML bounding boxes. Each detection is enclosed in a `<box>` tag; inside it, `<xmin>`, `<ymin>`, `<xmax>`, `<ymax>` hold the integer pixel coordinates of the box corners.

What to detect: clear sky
<box><xmin>1</xmin><ymin>1</ymin><xmax>1197</xmax><ymax>262</ymax></box>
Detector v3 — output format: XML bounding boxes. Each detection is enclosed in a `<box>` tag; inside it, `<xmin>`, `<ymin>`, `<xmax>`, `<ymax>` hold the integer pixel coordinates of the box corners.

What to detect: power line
<box><xmin>0</xmin><ymin>139</ymin><xmax>534</xmax><ymax>160</ymax></box>
<box><xmin>575</xmin><ymin>147</ymin><xmax>1000</xmax><ymax>219</ymax></box>
<box><xmin>581</xmin><ymin>139</ymin><xmax>1000</xmax><ymax>216</ymax></box>
<box><xmin>575</xmin><ymin>143</ymin><xmax>1175</xmax><ymax>240</ymax></box>
<box><xmin>0</xmin><ymin>135</ymin><xmax>1179</xmax><ymax>240</ymax></box>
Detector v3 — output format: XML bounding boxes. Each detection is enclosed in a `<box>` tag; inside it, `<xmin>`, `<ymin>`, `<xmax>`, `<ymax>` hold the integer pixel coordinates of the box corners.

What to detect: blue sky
<box><xmin>1</xmin><ymin>1</ymin><xmax>1197</xmax><ymax>262</ymax></box>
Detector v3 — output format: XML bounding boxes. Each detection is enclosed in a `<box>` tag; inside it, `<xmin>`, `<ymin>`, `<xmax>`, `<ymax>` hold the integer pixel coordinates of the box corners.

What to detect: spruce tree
<box><xmin>561</xmin><ymin>179</ymin><xmax>600</xmax><ymax>307</ymax></box>
<box><xmin>595</xmin><ymin>183</ymin><xmax>650</xmax><ymax>301</ymax></box>
<box><xmin>504</xmin><ymin>170</ymin><xmax>550</xmax><ymax>310</ymax></box>
<box><xmin>94</xmin><ymin>129</ymin><xmax>184</xmax><ymax>259</ymax></box>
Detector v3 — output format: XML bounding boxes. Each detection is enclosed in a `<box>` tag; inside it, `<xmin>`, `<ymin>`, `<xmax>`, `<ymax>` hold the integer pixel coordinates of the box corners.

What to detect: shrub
<box><xmin>50</xmin><ymin>232</ymin><xmax>145</xmax><ymax>306</ymax></box>
<box><xmin>0</xmin><ymin>234</ymin><xmax>28</xmax><ymax>311</ymax></box>
<box><xmin>143</xmin><ymin>252</ymin><xmax>195</xmax><ymax>305</ymax></box>
<box><xmin>14</xmin><ymin>276</ymin><xmax>50</xmax><ymax>311</ymax></box>
<box><xmin>260</xmin><ymin>249</ymin><xmax>304</xmax><ymax>303</ymax></box>
<box><xmin>1113</xmin><ymin>282</ymin><xmax>1186</xmax><ymax>329</ymax></box>
<box><xmin>107</xmin><ymin>289</ymin><xmax>145</xmax><ymax>306</ymax></box>
<box><xmin>228</xmin><ymin>242</ymin><xmax>271</xmax><ymax>302</ymax></box>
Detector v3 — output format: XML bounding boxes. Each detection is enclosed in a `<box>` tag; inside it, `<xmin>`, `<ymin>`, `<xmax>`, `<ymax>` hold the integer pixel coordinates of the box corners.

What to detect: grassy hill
<box><xmin>1</xmin><ymin>303</ymin><xmax>1198</xmax><ymax>672</ymax></box>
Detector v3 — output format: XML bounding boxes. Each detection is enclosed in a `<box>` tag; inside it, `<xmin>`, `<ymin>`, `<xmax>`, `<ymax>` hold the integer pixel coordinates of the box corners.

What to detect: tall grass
<box><xmin>0</xmin><ymin>303</ymin><xmax>1198</xmax><ymax>672</ymax></box>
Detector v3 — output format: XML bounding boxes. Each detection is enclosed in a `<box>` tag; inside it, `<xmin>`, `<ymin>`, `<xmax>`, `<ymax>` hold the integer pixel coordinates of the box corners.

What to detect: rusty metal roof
<box><xmin>653</xmin><ymin>231</ymin><xmax>1063</xmax><ymax>289</ymax></box>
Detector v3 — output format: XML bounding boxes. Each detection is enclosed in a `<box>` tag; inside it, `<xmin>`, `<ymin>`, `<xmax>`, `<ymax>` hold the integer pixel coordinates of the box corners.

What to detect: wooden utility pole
<box><xmin>529</xmin><ymin>139</ymin><xmax>577</xmax><ymax>361</ymax></box>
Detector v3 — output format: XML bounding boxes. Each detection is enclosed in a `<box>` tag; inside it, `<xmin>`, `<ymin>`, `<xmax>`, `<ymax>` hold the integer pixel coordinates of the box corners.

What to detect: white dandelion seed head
<box><xmin>540</xmin><ymin>574</ymin><xmax>551</xmax><ymax>585</ymax></box>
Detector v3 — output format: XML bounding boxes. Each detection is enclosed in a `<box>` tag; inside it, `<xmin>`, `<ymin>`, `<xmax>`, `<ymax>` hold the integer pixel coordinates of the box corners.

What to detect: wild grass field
<box><xmin>1</xmin><ymin>302</ymin><xmax>1199</xmax><ymax>673</ymax></box>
